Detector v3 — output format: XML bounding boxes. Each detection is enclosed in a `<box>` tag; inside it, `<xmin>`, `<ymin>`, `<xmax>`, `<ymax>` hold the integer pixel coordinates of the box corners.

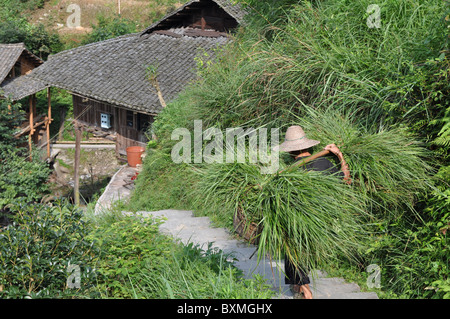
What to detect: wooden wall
<box><xmin>190</xmin><ymin>5</ymin><xmax>238</xmax><ymax>31</ymax></box>
<box><xmin>19</xmin><ymin>56</ymin><xmax>36</xmax><ymax>75</ymax></box>
<box><xmin>6</xmin><ymin>54</ymin><xmax>42</xmax><ymax>79</ymax></box>
<box><xmin>73</xmin><ymin>94</ymin><xmax>116</xmax><ymax>128</ymax></box>
<box><xmin>73</xmin><ymin>94</ymin><xmax>153</xmax><ymax>155</ymax></box>
<box><xmin>156</xmin><ymin>1</ymin><xmax>238</xmax><ymax>32</ymax></box>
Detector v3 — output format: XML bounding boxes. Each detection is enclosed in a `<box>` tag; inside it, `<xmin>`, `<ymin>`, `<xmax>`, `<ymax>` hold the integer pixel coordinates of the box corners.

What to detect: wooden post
<box><xmin>74</xmin><ymin>121</ymin><xmax>82</xmax><ymax>206</ymax></box>
<box><xmin>58</xmin><ymin>106</ymin><xmax>66</xmax><ymax>141</ymax></box>
<box><xmin>28</xmin><ymin>95</ymin><xmax>34</xmax><ymax>160</ymax></box>
<box><xmin>46</xmin><ymin>87</ymin><xmax>52</xmax><ymax>158</ymax></box>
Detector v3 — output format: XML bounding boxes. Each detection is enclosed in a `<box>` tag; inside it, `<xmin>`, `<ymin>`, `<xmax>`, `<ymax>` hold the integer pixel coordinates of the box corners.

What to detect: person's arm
<box><xmin>324</xmin><ymin>144</ymin><xmax>351</xmax><ymax>184</ymax></box>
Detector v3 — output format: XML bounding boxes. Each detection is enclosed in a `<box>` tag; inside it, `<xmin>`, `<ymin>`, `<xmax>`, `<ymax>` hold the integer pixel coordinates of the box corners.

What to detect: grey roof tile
<box><xmin>0</xmin><ymin>43</ymin><xmax>24</xmax><ymax>83</ymax></box>
<box><xmin>1</xmin><ymin>75</ymin><xmax>49</xmax><ymax>101</ymax></box>
<box><xmin>7</xmin><ymin>32</ymin><xmax>228</xmax><ymax>113</ymax></box>
<box><xmin>0</xmin><ymin>43</ymin><xmax>45</xmax><ymax>100</ymax></box>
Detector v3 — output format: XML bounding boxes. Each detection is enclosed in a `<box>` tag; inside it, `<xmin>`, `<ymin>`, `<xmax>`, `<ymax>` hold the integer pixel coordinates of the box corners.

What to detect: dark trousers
<box><xmin>284</xmin><ymin>257</ymin><xmax>310</xmax><ymax>286</ymax></box>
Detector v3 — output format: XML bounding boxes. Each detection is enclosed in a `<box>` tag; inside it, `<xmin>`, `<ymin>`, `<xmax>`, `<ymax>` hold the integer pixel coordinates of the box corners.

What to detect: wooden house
<box><xmin>0</xmin><ymin>43</ymin><xmax>52</xmax><ymax>157</ymax></box>
<box><xmin>0</xmin><ymin>43</ymin><xmax>43</xmax><ymax>81</ymax></box>
<box><xmin>2</xmin><ymin>0</ymin><xmax>246</xmax><ymax>157</ymax></box>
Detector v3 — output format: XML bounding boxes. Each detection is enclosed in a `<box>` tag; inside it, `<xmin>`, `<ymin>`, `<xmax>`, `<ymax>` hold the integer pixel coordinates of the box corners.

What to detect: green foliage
<box><xmin>235</xmin><ymin>0</ymin><xmax>301</xmax><ymax>28</ymax></box>
<box><xmin>293</xmin><ymin>108</ymin><xmax>434</xmax><ymax>219</ymax></box>
<box><xmin>191</xmin><ymin>106</ymin><xmax>433</xmax><ymax>274</ymax></box>
<box><xmin>136</xmin><ymin>242</ymin><xmax>274</xmax><ymax>299</ymax></box>
<box><xmin>35</xmin><ymin>88</ymin><xmax>73</xmax><ymax>138</ymax></box>
<box><xmin>86</xmin><ymin>214</ymin><xmax>174</xmax><ymax>298</ymax></box>
<box><xmin>0</xmin><ymin>201</ymin><xmax>98</xmax><ymax>298</ymax></box>
<box><xmin>184</xmin><ymin>0</ymin><xmax>449</xmax><ymax>134</ymax></box>
<box><xmin>86</xmin><ymin>212</ymin><xmax>273</xmax><ymax>299</ymax></box>
<box><xmin>195</xmin><ymin>160</ymin><xmax>370</xmax><ymax>273</ymax></box>
<box><xmin>0</xmin><ymin>19</ymin><xmax>63</xmax><ymax>60</ymax></box>
<box><xmin>0</xmin><ymin>100</ymin><xmax>51</xmax><ymax>209</ymax></box>
<box><xmin>432</xmin><ymin>105</ymin><xmax>450</xmax><ymax>155</ymax></box>
<box><xmin>0</xmin><ymin>0</ymin><xmax>46</xmax><ymax>20</ymax></box>
<box><xmin>0</xmin><ymin>1</ymin><xmax>63</xmax><ymax>58</ymax></box>
<box><xmin>0</xmin><ymin>148</ymin><xmax>51</xmax><ymax>208</ymax></box>
<box><xmin>366</xmin><ymin>189</ymin><xmax>449</xmax><ymax>299</ymax></box>
<box><xmin>0</xmin><ymin>99</ymin><xmax>24</xmax><ymax>150</ymax></box>
<box><xmin>81</xmin><ymin>15</ymin><xmax>137</xmax><ymax>45</ymax></box>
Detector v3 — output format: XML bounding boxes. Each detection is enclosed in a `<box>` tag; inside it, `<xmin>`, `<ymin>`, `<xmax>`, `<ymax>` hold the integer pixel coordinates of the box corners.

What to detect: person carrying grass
<box><xmin>275</xmin><ymin>125</ymin><xmax>351</xmax><ymax>299</ymax></box>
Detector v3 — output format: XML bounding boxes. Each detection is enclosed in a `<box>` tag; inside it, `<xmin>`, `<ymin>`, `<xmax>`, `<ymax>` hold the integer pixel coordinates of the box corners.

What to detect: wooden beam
<box><xmin>58</xmin><ymin>106</ymin><xmax>66</xmax><ymax>141</ymax></box>
<box><xmin>47</xmin><ymin>87</ymin><xmax>52</xmax><ymax>158</ymax></box>
<box><xmin>74</xmin><ymin>121</ymin><xmax>82</xmax><ymax>206</ymax></box>
<box><xmin>14</xmin><ymin>116</ymin><xmax>46</xmax><ymax>137</ymax></box>
<box><xmin>28</xmin><ymin>95</ymin><xmax>34</xmax><ymax>160</ymax></box>
<box><xmin>68</xmin><ymin>91</ymin><xmax>158</xmax><ymax>117</ymax></box>
<box><xmin>32</xmin><ymin>95</ymin><xmax>38</xmax><ymax>144</ymax></box>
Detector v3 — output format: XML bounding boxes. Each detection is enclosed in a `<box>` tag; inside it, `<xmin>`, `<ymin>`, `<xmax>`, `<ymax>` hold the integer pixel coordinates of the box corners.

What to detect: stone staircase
<box><xmin>130</xmin><ymin>209</ymin><xmax>379</xmax><ymax>299</ymax></box>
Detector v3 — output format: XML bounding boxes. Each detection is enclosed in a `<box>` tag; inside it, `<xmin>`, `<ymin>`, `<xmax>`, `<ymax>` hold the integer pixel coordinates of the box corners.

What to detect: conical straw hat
<box><xmin>274</xmin><ymin>125</ymin><xmax>320</xmax><ymax>152</ymax></box>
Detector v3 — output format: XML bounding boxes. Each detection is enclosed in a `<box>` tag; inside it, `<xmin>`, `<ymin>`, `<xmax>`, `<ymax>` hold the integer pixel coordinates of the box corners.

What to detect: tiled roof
<box><xmin>142</xmin><ymin>0</ymin><xmax>247</xmax><ymax>34</ymax></box>
<box><xmin>1</xmin><ymin>0</ymin><xmax>246</xmax><ymax>108</ymax></box>
<box><xmin>0</xmin><ymin>43</ymin><xmax>45</xmax><ymax>100</ymax></box>
<box><xmin>1</xmin><ymin>75</ymin><xmax>49</xmax><ymax>101</ymax></box>
<box><xmin>214</xmin><ymin>0</ymin><xmax>247</xmax><ymax>24</ymax></box>
<box><xmin>0</xmin><ymin>43</ymin><xmax>24</xmax><ymax>84</ymax></box>
<box><xmin>4</xmin><ymin>32</ymin><xmax>228</xmax><ymax>113</ymax></box>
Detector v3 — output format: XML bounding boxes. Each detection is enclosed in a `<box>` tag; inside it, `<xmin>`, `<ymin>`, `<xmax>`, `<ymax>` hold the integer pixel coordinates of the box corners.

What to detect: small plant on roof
<box><xmin>145</xmin><ymin>63</ymin><xmax>167</xmax><ymax>108</ymax></box>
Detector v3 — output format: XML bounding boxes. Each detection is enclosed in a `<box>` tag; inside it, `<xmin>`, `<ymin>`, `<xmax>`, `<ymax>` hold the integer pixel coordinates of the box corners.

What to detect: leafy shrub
<box><xmin>81</xmin><ymin>15</ymin><xmax>137</xmax><ymax>45</ymax></box>
<box><xmin>0</xmin><ymin>100</ymin><xmax>51</xmax><ymax>209</ymax></box>
<box><xmin>0</xmin><ymin>201</ymin><xmax>98</xmax><ymax>298</ymax></box>
<box><xmin>0</xmin><ymin>148</ymin><xmax>51</xmax><ymax>208</ymax></box>
<box><xmin>0</xmin><ymin>98</ymin><xmax>24</xmax><ymax>150</ymax></box>
<box><xmin>366</xmin><ymin>188</ymin><xmax>449</xmax><ymax>299</ymax></box>
<box><xmin>0</xmin><ymin>19</ymin><xmax>63</xmax><ymax>59</ymax></box>
<box><xmin>87</xmin><ymin>214</ymin><xmax>176</xmax><ymax>298</ymax></box>
<box><xmin>87</xmin><ymin>212</ymin><xmax>273</xmax><ymax>299</ymax></box>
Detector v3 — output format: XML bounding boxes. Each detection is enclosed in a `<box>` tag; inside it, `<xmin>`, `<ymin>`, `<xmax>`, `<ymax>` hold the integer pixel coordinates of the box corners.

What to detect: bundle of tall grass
<box><xmin>291</xmin><ymin>108</ymin><xmax>434</xmax><ymax>219</ymax></box>
<box><xmin>192</xmin><ymin>107</ymin><xmax>433</xmax><ymax>274</ymax></box>
<box><xmin>195</xmin><ymin>161</ymin><xmax>369</xmax><ymax>273</ymax></box>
